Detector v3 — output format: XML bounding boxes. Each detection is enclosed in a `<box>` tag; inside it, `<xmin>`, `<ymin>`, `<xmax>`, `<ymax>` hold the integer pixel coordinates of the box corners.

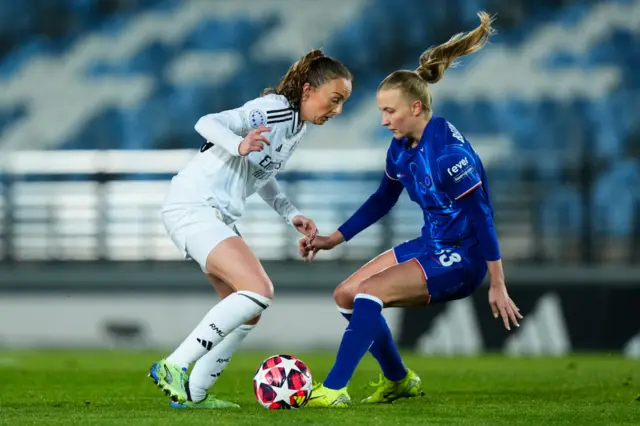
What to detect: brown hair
<box><xmin>262</xmin><ymin>49</ymin><xmax>352</xmax><ymax>109</ymax></box>
<box><xmin>378</xmin><ymin>12</ymin><xmax>495</xmax><ymax>113</ymax></box>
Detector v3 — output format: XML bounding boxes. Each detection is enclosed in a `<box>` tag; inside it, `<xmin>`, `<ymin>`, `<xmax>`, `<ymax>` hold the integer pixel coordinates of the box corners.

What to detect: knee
<box><xmin>356</xmin><ymin>275</ymin><xmax>380</xmax><ymax>296</ymax></box>
<box><xmin>260</xmin><ymin>280</ymin><xmax>275</xmax><ymax>300</ymax></box>
<box><xmin>232</xmin><ymin>277</ymin><xmax>275</xmax><ymax>300</ymax></box>
<box><xmin>333</xmin><ymin>281</ymin><xmax>356</xmax><ymax>310</ymax></box>
<box><xmin>245</xmin><ymin>315</ymin><xmax>261</xmax><ymax>325</ymax></box>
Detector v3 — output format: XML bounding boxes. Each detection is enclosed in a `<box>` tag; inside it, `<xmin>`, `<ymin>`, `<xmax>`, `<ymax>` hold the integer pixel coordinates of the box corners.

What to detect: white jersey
<box><xmin>163</xmin><ymin>94</ymin><xmax>307</xmax><ymax>226</ymax></box>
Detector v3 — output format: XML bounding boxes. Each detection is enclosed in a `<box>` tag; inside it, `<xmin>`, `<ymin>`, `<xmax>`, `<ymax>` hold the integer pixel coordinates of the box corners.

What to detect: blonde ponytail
<box><xmin>416</xmin><ymin>11</ymin><xmax>496</xmax><ymax>84</ymax></box>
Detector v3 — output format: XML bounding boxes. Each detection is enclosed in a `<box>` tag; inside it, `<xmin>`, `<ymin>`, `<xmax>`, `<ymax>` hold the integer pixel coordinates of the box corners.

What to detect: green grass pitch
<box><xmin>0</xmin><ymin>350</ymin><xmax>638</xmax><ymax>425</ymax></box>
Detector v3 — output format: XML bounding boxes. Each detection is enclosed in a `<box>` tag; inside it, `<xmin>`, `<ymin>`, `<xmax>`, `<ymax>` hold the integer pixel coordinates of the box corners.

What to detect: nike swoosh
<box><xmin>164</xmin><ymin>365</ymin><xmax>173</xmax><ymax>384</ymax></box>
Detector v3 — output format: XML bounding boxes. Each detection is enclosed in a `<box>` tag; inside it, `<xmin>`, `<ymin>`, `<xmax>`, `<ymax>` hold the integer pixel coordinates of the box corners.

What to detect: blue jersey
<box><xmin>384</xmin><ymin>116</ymin><xmax>494</xmax><ymax>252</ymax></box>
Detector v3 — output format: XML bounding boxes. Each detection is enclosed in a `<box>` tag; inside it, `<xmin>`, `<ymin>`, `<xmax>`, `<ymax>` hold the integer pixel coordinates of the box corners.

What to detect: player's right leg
<box><xmin>150</xmin><ymin>207</ymin><xmax>273</xmax><ymax>403</ymax></box>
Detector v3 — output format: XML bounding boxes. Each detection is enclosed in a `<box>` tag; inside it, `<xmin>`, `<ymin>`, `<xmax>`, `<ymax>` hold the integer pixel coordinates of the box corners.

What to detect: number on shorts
<box><xmin>436</xmin><ymin>249</ymin><xmax>462</xmax><ymax>267</ymax></box>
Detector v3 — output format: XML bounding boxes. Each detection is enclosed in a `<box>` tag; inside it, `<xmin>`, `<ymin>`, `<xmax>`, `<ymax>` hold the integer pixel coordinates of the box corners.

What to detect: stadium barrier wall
<box><xmin>0</xmin><ymin>262</ymin><xmax>638</xmax><ymax>358</ymax></box>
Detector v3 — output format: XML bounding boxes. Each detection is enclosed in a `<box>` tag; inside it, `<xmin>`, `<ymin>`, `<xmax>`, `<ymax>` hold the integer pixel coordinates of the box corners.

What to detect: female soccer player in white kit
<box><xmin>149</xmin><ymin>49</ymin><xmax>353</xmax><ymax>408</ymax></box>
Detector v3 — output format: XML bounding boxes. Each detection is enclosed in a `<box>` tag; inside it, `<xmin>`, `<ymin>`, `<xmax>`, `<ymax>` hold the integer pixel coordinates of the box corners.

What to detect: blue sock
<box><xmin>340</xmin><ymin>310</ymin><xmax>407</xmax><ymax>382</ymax></box>
<box><xmin>324</xmin><ymin>294</ymin><xmax>384</xmax><ymax>390</ymax></box>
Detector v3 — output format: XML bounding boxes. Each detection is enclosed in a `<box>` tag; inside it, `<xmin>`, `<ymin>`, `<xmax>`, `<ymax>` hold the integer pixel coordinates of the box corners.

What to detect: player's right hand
<box><xmin>298</xmin><ymin>234</ymin><xmax>338</xmax><ymax>262</ymax></box>
<box><xmin>238</xmin><ymin>125</ymin><xmax>271</xmax><ymax>155</ymax></box>
<box><xmin>299</xmin><ymin>237</ymin><xmax>319</xmax><ymax>263</ymax></box>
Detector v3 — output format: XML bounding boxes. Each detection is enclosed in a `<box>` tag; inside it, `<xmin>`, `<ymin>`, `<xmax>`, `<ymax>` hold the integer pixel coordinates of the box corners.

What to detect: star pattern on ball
<box><xmin>270</xmin><ymin>379</ymin><xmax>293</xmax><ymax>403</ymax></box>
<box><xmin>278</xmin><ymin>357</ymin><xmax>301</xmax><ymax>375</ymax></box>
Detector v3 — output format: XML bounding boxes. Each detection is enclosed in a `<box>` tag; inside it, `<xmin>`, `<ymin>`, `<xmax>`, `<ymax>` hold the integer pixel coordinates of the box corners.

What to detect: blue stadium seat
<box><xmin>180</xmin><ymin>17</ymin><xmax>274</xmax><ymax>54</ymax></box>
<box><xmin>540</xmin><ymin>185</ymin><xmax>583</xmax><ymax>236</ymax></box>
<box><xmin>594</xmin><ymin>160</ymin><xmax>640</xmax><ymax>235</ymax></box>
<box><xmin>0</xmin><ymin>104</ymin><xmax>26</xmax><ymax>134</ymax></box>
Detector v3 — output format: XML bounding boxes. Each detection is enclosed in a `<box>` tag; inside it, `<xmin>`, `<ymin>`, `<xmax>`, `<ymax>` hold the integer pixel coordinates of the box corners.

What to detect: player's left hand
<box><xmin>488</xmin><ymin>282</ymin><xmax>523</xmax><ymax>331</ymax></box>
<box><xmin>292</xmin><ymin>215</ymin><xmax>318</xmax><ymax>239</ymax></box>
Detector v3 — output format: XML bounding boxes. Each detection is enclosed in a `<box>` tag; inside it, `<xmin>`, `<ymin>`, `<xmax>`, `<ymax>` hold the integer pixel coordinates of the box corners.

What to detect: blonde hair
<box><xmin>262</xmin><ymin>49</ymin><xmax>352</xmax><ymax>109</ymax></box>
<box><xmin>378</xmin><ymin>12</ymin><xmax>496</xmax><ymax>113</ymax></box>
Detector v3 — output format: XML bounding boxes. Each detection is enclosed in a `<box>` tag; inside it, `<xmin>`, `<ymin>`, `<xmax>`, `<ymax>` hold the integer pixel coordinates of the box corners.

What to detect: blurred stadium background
<box><xmin>0</xmin><ymin>0</ymin><xmax>638</xmax><ymax>357</ymax></box>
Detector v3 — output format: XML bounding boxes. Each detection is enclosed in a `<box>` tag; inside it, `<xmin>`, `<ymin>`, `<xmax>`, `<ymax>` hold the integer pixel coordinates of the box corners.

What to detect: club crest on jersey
<box><xmin>249</xmin><ymin>109</ymin><xmax>267</xmax><ymax>128</ymax></box>
<box><xmin>423</xmin><ymin>174</ymin><xmax>433</xmax><ymax>189</ymax></box>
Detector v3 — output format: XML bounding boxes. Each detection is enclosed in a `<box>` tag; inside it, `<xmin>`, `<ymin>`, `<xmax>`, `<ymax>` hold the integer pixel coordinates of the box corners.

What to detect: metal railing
<box><xmin>0</xmin><ymin>149</ymin><xmax>637</xmax><ymax>265</ymax></box>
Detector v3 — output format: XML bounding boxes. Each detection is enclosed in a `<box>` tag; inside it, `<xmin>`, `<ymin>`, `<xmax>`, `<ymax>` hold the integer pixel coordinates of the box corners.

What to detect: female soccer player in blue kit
<box><xmin>299</xmin><ymin>12</ymin><xmax>523</xmax><ymax>407</ymax></box>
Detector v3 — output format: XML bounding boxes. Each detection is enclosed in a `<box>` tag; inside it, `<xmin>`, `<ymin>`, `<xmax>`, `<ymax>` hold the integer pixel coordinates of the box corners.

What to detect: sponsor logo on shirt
<box><xmin>447</xmin><ymin>157</ymin><xmax>474</xmax><ymax>183</ymax></box>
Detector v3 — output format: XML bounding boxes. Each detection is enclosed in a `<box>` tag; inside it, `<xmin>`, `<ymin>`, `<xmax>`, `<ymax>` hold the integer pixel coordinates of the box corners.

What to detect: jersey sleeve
<box><xmin>194</xmin><ymin>97</ymin><xmax>286</xmax><ymax>156</ymax></box>
<box><xmin>257</xmin><ymin>177</ymin><xmax>301</xmax><ymax>226</ymax></box>
<box><xmin>437</xmin><ymin>145</ymin><xmax>483</xmax><ymax>200</ymax></box>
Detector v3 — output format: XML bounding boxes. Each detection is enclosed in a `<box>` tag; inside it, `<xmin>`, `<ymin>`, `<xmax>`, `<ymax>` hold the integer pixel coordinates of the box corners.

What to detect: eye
<box><xmin>331</xmin><ymin>98</ymin><xmax>340</xmax><ymax>104</ymax></box>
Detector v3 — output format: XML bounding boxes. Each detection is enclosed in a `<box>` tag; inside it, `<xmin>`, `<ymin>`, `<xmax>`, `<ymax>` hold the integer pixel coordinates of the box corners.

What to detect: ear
<box><xmin>301</xmin><ymin>82</ymin><xmax>313</xmax><ymax>101</ymax></box>
<box><xmin>411</xmin><ymin>100</ymin><xmax>423</xmax><ymax>117</ymax></box>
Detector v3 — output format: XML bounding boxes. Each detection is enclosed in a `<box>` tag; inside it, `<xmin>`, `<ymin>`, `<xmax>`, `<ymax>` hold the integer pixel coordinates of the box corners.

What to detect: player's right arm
<box><xmin>194</xmin><ymin>99</ymin><xmax>276</xmax><ymax>156</ymax></box>
<box><xmin>301</xmin><ymin>145</ymin><xmax>404</xmax><ymax>258</ymax></box>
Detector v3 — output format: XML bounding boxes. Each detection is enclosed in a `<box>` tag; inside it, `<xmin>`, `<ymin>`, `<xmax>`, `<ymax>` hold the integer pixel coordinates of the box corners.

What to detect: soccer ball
<box><xmin>253</xmin><ymin>354</ymin><xmax>313</xmax><ymax>409</ymax></box>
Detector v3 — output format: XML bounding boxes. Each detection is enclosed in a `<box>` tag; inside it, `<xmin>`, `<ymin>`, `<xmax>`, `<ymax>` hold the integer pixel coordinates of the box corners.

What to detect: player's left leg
<box><xmin>333</xmin><ymin>249</ymin><xmax>410</xmax><ymax>389</ymax></box>
<box><xmin>307</xmin><ymin>260</ymin><xmax>428</xmax><ymax>408</ymax></box>
<box><xmin>171</xmin><ymin>274</ymin><xmax>256</xmax><ymax>409</ymax></box>
<box><xmin>361</xmin><ymin>249</ymin><xmax>487</xmax><ymax>404</ymax></box>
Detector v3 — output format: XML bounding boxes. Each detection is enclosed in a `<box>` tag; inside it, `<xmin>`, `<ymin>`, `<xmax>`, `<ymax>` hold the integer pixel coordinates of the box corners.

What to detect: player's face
<box><xmin>301</xmin><ymin>78</ymin><xmax>352</xmax><ymax>125</ymax></box>
<box><xmin>377</xmin><ymin>89</ymin><xmax>421</xmax><ymax>139</ymax></box>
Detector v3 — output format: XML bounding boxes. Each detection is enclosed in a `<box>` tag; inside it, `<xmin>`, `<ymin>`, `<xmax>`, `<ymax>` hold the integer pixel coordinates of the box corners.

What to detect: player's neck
<box><xmin>408</xmin><ymin>116</ymin><xmax>431</xmax><ymax>145</ymax></box>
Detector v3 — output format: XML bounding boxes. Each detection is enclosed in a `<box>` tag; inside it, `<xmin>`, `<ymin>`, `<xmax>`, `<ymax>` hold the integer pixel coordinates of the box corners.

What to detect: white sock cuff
<box><xmin>236</xmin><ymin>290</ymin><xmax>271</xmax><ymax>309</ymax></box>
<box><xmin>337</xmin><ymin>306</ymin><xmax>353</xmax><ymax>314</ymax></box>
<box><xmin>354</xmin><ymin>293</ymin><xmax>383</xmax><ymax>307</ymax></box>
<box><xmin>238</xmin><ymin>323</ymin><xmax>256</xmax><ymax>332</ymax></box>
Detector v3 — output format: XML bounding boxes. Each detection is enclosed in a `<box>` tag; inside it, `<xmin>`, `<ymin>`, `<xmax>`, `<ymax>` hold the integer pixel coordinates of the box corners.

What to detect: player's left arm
<box><xmin>438</xmin><ymin>148</ymin><xmax>501</xmax><ymax>261</ymax></box>
<box><xmin>438</xmin><ymin>148</ymin><xmax>522</xmax><ymax>330</ymax></box>
<box><xmin>257</xmin><ymin>178</ymin><xmax>316</xmax><ymax>238</ymax></box>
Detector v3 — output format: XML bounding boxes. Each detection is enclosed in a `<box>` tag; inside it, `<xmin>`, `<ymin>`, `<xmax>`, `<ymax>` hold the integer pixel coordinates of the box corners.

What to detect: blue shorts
<box><xmin>393</xmin><ymin>238</ymin><xmax>488</xmax><ymax>304</ymax></box>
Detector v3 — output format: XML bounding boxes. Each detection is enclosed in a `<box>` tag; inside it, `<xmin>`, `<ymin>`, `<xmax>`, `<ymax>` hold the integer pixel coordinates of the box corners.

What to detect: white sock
<box><xmin>166</xmin><ymin>291</ymin><xmax>269</xmax><ymax>370</ymax></box>
<box><xmin>188</xmin><ymin>324</ymin><xmax>255</xmax><ymax>402</ymax></box>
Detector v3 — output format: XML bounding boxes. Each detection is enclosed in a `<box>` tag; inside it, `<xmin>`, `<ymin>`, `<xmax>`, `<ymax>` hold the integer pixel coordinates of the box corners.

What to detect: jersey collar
<box><xmin>290</xmin><ymin>109</ymin><xmax>304</xmax><ymax>136</ymax></box>
<box><xmin>405</xmin><ymin>115</ymin><xmax>437</xmax><ymax>154</ymax></box>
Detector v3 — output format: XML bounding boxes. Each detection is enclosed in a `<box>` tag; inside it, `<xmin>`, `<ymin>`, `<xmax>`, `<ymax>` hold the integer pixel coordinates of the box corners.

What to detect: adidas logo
<box><xmin>197</xmin><ymin>338</ymin><xmax>213</xmax><ymax>351</ymax></box>
<box><xmin>415</xmin><ymin>298</ymin><xmax>482</xmax><ymax>355</ymax></box>
<box><xmin>505</xmin><ymin>292</ymin><xmax>570</xmax><ymax>355</ymax></box>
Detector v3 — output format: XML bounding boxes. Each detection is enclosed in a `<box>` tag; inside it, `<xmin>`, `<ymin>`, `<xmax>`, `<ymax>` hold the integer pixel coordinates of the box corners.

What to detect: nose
<box><xmin>381</xmin><ymin>116</ymin><xmax>390</xmax><ymax>127</ymax></box>
<box><xmin>334</xmin><ymin>104</ymin><xmax>343</xmax><ymax>116</ymax></box>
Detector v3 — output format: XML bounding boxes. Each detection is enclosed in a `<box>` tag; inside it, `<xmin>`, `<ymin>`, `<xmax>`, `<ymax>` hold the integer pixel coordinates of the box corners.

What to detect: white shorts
<box><xmin>161</xmin><ymin>204</ymin><xmax>239</xmax><ymax>273</ymax></box>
